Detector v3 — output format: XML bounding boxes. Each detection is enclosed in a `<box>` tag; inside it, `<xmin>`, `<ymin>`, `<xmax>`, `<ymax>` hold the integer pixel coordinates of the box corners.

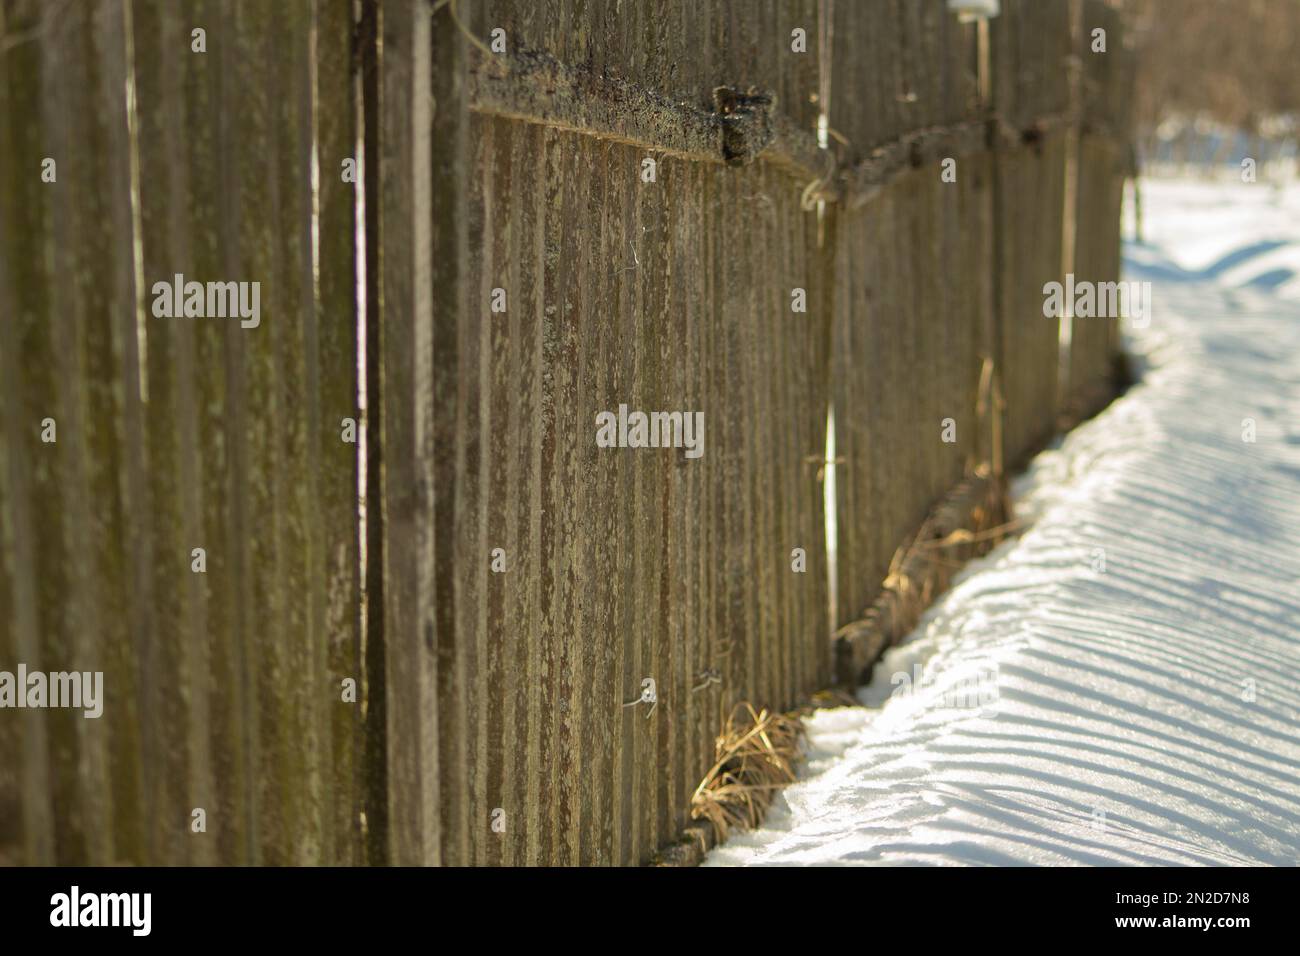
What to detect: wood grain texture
<box><xmin>0</xmin><ymin>0</ymin><xmax>1130</xmax><ymax>868</ymax></box>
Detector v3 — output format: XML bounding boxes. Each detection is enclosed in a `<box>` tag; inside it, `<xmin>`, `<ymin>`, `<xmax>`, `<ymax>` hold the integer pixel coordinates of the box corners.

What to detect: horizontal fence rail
<box><xmin>0</xmin><ymin>0</ymin><xmax>1134</xmax><ymax>866</ymax></box>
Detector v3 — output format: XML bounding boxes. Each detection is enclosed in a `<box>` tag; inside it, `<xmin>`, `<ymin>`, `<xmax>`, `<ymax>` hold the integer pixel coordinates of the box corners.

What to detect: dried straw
<box><xmin>689</xmin><ymin>703</ymin><xmax>804</xmax><ymax>841</ymax></box>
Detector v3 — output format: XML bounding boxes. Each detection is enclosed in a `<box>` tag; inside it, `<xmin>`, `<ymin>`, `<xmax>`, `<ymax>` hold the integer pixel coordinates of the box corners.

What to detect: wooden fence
<box><xmin>0</xmin><ymin>0</ymin><xmax>1134</xmax><ymax>867</ymax></box>
<box><xmin>0</xmin><ymin>0</ymin><xmax>362</xmax><ymax>866</ymax></box>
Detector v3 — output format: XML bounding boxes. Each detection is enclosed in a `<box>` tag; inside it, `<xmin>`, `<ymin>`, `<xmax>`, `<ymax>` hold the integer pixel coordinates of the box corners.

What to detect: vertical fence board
<box><xmin>44</xmin><ymin>4</ymin><xmax>120</xmax><ymax>867</ymax></box>
<box><xmin>481</xmin><ymin>115</ymin><xmax>509</xmax><ymax>868</ymax></box>
<box><xmin>315</xmin><ymin>0</ymin><xmax>364</xmax><ymax>867</ymax></box>
<box><xmin>132</xmin><ymin>0</ymin><xmax>212</xmax><ymax>865</ymax></box>
<box><xmin>577</xmin><ymin>131</ymin><xmax>610</xmax><ymax>866</ymax></box>
<box><xmin>1070</xmin><ymin>1</ymin><xmax>1132</xmax><ymax>415</ymax></box>
<box><xmin>0</xmin><ymin>0</ymin><xmax>59</xmax><ymax>864</ymax></box>
<box><xmin>380</xmin><ymin>0</ymin><xmax>442</xmax><ymax>866</ymax></box>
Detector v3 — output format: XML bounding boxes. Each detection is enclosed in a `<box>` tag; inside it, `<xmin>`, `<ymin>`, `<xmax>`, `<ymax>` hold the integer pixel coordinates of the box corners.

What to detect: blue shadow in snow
<box><xmin>1243</xmin><ymin>268</ymin><xmax>1294</xmax><ymax>290</ymax></box>
<box><xmin>1125</xmin><ymin>238</ymin><xmax>1293</xmax><ymax>288</ymax></box>
<box><xmin>1201</xmin><ymin>240</ymin><xmax>1290</xmax><ymax>278</ymax></box>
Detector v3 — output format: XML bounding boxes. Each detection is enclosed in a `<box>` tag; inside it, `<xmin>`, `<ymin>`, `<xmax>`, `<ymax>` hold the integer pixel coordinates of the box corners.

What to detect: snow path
<box><xmin>706</xmin><ymin>180</ymin><xmax>1300</xmax><ymax>866</ymax></box>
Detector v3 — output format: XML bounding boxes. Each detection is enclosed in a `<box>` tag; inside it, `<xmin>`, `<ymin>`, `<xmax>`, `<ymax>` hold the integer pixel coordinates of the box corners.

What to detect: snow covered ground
<box><xmin>706</xmin><ymin>178</ymin><xmax>1300</xmax><ymax>866</ymax></box>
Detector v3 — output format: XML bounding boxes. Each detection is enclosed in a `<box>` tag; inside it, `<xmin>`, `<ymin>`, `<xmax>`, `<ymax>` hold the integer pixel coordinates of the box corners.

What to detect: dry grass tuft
<box><xmin>689</xmin><ymin>703</ymin><xmax>804</xmax><ymax>841</ymax></box>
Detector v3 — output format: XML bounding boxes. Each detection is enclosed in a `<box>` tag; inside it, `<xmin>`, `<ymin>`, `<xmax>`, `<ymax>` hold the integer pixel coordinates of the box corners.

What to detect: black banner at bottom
<box><xmin>0</xmin><ymin>865</ymin><xmax>1282</xmax><ymax>943</ymax></box>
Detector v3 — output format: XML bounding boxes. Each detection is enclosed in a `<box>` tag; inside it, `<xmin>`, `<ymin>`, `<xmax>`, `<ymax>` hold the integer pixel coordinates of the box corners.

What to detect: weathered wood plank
<box><xmin>381</xmin><ymin>0</ymin><xmax>442</xmax><ymax>866</ymax></box>
<box><xmin>0</xmin><ymin>0</ymin><xmax>58</xmax><ymax>865</ymax></box>
<box><xmin>132</xmin><ymin>0</ymin><xmax>210</xmax><ymax>865</ymax></box>
<box><xmin>314</xmin><ymin>0</ymin><xmax>364</xmax><ymax>868</ymax></box>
